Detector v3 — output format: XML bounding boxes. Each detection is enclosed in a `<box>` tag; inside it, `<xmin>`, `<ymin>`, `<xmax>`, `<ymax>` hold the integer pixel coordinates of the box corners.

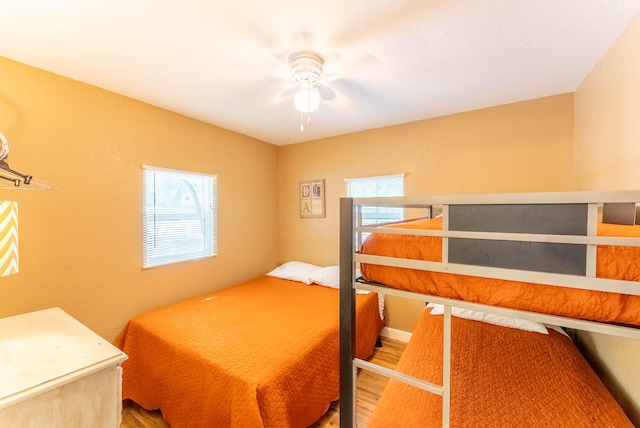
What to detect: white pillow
<box><xmin>266</xmin><ymin>261</ymin><xmax>321</xmax><ymax>284</ymax></box>
<box><xmin>308</xmin><ymin>265</ymin><xmax>362</xmax><ymax>289</ymax></box>
<box><xmin>426</xmin><ymin>303</ymin><xmax>548</xmax><ymax>334</ymax></box>
<box><xmin>308</xmin><ymin>265</ymin><xmax>340</xmax><ymax>288</ymax></box>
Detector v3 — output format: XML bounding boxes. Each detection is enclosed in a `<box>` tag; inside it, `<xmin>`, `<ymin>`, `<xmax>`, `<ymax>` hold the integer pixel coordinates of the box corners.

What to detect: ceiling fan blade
<box><xmin>323</xmin><ymin>50</ymin><xmax>381</xmax><ymax>77</ymax></box>
<box><xmin>289</xmin><ymin>28</ymin><xmax>318</xmax><ymax>51</ymax></box>
<box><xmin>317</xmin><ymin>84</ymin><xmax>336</xmax><ymax>101</ymax></box>
<box><xmin>330</xmin><ymin>78</ymin><xmax>386</xmax><ymax>106</ymax></box>
<box><xmin>281</xmin><ymin>84</ymin><xmax>298</xmax><ymax>98</ymax></box>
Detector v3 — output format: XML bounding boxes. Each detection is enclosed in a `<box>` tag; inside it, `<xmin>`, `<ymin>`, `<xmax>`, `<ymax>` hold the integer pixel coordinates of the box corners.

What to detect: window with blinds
<box><xmin>143</xmin><ymin>166</ymin><xmax>217</xmax><ymax>268</ymax></box>
<box><xmin>345</xmin><ymin>173</ymin><xmax>404</xmax><ymax>247</ymax></box>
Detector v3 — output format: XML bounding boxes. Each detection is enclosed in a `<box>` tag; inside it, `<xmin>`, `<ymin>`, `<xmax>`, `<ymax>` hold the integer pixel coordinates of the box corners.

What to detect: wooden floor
<box><xmin>120</xmin><ymin>336</ymin><xmax>406</xmax><ymax>428</ymax></box>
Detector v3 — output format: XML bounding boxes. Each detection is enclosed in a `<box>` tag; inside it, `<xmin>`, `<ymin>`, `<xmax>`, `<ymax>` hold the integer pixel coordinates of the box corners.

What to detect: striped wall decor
<box><xmin>0</xmin><ymin>201</ymin><xmax>18</xmax><ymax>277</ymax></box>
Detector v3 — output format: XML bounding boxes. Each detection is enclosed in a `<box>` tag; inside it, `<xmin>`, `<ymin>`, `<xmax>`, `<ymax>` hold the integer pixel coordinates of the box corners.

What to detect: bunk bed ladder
<box><xmin>340</xmin><ymin>198</ymin><xmax>452</xmax><ymax>428</ymax></box>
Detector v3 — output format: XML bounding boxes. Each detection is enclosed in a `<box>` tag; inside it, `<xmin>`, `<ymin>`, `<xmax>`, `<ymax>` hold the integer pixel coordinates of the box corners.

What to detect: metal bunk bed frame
<box><xmin>339</xmin><ymin>190</ymin><xmax>640</xmax><ymax>428</ymax></box>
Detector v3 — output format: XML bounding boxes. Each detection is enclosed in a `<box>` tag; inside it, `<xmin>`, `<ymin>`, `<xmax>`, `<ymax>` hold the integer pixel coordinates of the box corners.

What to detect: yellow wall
<box><xmin>574</xmin><ymin>13</ymin><xmax>640</xmax><ymax>190</ymax></box>
<box><xmin>574</xmin><ymin>11</ymin><xmax>640</xmax><ymax>424</ymax></box>
<box><xmin>279</xmin><ymin>93</ymin><xmax>574</xmax><ymax>331</ymax></box>
<box><xmin>0</xmin><ymin>57</ymin><xmax>279</xmax><ymax>341</ymax></box>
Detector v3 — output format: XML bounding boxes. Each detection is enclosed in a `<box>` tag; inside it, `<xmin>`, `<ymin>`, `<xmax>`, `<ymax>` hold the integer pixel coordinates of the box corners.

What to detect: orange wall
<box><xmin>0</xmin><ymin>57</ymin><xmax>279</xmax><ymax>341</ymax></box>
<box><xmin>574</xmin><ymin>10</ymin><xmax>640</xmax><ymax>424</ymax></box>
<box><xmin>278</xmin><ymin>94</ymin><xmax>574</xmax><ymax>331</ymax></box>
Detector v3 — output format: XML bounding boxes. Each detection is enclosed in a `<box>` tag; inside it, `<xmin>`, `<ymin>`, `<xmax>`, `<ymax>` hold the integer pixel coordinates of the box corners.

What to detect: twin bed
<box><xmin>116</xmin><ymin>267</ymin><xmax>383</xmax><ymax>427</ymax></box>
<box><xmin>340</xmin><ymin>191</ymin><xmax>640</xmax><ymax>427</ymax></box>
<box><xmin>366</xmin><ymin>310</ymin><xmax>633</xmax><ymax>427</ymax></box>
<box><xmin>359</xmin><ymin>216</ymin><xmax>640</xmax><ymax>325</ymax></box>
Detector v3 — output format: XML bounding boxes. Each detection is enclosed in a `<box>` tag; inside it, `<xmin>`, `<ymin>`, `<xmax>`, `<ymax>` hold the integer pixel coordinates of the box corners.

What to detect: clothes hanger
<box><xmin>0</xmin><ymin>132</ymin><xmax>57</xmax><ymax>190</ymax></box>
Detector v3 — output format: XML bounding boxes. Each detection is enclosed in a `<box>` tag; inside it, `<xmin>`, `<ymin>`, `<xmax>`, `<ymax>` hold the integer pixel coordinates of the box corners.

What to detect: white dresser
<box><xmin>0</xmin><ymin>307</ymin><xmax>127</xmax><ymax>427</ymax></box>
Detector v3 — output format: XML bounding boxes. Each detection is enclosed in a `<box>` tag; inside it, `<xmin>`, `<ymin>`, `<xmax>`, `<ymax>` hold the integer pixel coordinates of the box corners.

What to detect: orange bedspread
<box><xmin>115</xmin><ymin>276</ymin><xmax>383</xmax><ymax>428</ymax></box>
<box><xmin>368</xmin><ymin>313</ymin><xmax>633</xmax><ymax>427</ymax></box>
<box><xmin>360</xmin><ymin>218</ymin><xmax>640</xmax><ymax>325</ymax></box>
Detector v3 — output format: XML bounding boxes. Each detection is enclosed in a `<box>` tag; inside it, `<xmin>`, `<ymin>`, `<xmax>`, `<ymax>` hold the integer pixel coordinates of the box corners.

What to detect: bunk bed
<box><xmin>116</xmin><ymin>266</ymin><xmax>383</xmax><ymax>428</ymax></box>
<box><xmin>339</xmin><ymin>191</ymin><xmax>640</xmax><ymax>427</ymax></box>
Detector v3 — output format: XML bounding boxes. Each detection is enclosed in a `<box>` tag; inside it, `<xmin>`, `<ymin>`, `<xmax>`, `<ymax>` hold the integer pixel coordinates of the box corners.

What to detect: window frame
<box><xmin>142</xmin><ymin>165</ymin><xmax>217</xmax><ymax>269</ymax></box>
<box><xmin>345</xmin><ymin>173</ymin><xmax>405</xmax><ymax>248</ymax></box>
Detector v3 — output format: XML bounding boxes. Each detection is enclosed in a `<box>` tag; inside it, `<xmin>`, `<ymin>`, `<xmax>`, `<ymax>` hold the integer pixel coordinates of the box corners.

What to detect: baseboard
<box><xmin>380</xmin><ymin>326</ymin><xmax>412</xmax><ymax>343</ymax></box>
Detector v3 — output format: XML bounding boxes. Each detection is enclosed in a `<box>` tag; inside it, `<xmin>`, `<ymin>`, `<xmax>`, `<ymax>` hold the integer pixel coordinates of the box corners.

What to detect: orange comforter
<box><xmin>115</xmin><ymin>276</ymin><xmax>383</xmax><ymax>428</ymax></box>
<box><xmin>360</xmin><ymin>218</ymin><xmax>640</xmax><ymax>325</ymax></box>
<box><xmin>368</xmin><ymin>312</ymin><xmax>633</xmax><ymax>427</ymax></box>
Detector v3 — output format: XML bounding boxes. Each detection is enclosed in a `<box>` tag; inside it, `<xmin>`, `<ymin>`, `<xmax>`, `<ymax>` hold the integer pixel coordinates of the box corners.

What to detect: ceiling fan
<box><xmin>239</xmin><ymin>44</ymin><xmax>379</xmax><ymax>131</ymax></box>
<box><xmin>287</xmin><ymin>50</ymin><xmax>325</xmax><ymax>113</ymax></box>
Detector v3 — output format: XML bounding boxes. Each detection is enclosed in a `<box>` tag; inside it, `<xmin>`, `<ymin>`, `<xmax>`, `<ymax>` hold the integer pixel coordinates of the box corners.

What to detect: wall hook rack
<box><xmin>0</xmin><ymin>132</ymin><xmax>57</xmax><ymax>190</ymax></box>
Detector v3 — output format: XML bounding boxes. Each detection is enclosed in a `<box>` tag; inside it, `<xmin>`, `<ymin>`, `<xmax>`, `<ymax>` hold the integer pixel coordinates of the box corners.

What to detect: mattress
<box><xmin>115</xmin><ymin>276</ymin><xmax>383</xmax><ymax>428</ymax></box>
<box><xmin>360</xmin><ymin>217</ymin><xmax>640</xmax><ymax>325</ymax></box>
<box><xmin>367</xmin><ymin>312</ymin><xmax>633</xmax><ymax>427</ymax></box>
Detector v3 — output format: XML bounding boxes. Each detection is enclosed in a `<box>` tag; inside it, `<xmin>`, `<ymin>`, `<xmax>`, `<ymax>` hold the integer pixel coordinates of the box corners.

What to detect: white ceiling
<box><xmin>0</xmin><ymin>1</ymin><xmax>639</xmax><ymax>146</ymax></box>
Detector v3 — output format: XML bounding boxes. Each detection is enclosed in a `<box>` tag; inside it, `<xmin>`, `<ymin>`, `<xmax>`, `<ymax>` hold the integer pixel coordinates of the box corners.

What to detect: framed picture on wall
<box><xmin>300</xmin><ymin>179</ymin><xmax>325</xmax><ymax>218</ymax></box>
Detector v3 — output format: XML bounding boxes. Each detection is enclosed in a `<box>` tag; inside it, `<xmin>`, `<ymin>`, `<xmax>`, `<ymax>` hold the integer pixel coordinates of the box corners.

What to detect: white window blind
<box><xmin>143</xmin><ymin>165</ymin><xmax>217</xmax><ymax>268</ymax></box>
<box><xmin>345</xmin><ymin>174</ymin><xmax>404</xmax><ymax>246</ymax></box>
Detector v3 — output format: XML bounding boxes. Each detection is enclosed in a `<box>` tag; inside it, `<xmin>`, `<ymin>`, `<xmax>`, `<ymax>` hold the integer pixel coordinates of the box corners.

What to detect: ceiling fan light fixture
<box><xmin>294</xmin><ymin>86</ymin><xmax>320</xmax><ymax>112</ymax></box>
<box><xmin>289</xmin><ymin>50</ymin><xmax>324</xmax><ymax>114</ymax></box>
